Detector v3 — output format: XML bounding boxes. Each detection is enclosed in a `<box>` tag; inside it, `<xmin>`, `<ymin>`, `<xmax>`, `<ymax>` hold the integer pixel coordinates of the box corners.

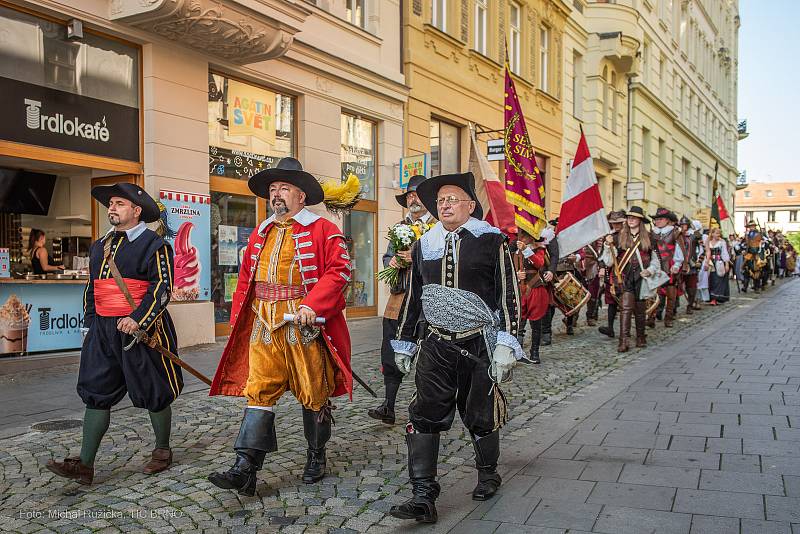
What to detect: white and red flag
<box><xmin>556</xmin><ymin>131</ymin><xmax>610</xmax><ymax>256</ymax></box>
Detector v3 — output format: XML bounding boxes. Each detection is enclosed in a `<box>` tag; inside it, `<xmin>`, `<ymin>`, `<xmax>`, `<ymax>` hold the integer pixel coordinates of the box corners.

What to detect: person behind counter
<box><xmin>28</xmin><ymin>229</ymin><xmax>64</xmax><ymax>273</ymax></box>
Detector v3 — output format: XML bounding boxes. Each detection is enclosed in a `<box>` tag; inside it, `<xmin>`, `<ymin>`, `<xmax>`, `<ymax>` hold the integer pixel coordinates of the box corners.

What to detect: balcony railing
<box><xmin>737</xmin><ymin>120</ymin><xmax>749</xmax><ymax>140</ymax></box>
<box><xmin>736</xmin><ymin>171</ymin><xmax>748</xmax><ymax>190</ymax></box>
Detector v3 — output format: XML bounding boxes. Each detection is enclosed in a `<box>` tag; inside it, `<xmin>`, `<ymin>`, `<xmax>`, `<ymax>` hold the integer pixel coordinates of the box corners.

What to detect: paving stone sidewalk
<box><xmin>0</xmin><ymin>279</ymin><xmax>794</xmax><ymax>533</ymax></box>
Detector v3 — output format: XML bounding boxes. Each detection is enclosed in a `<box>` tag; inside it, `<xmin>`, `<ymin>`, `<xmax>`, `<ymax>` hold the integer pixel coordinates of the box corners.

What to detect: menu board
<box><xmin>209</xmin><ymin>145</ymin><xmax>278</xmax><ymax>179</ymax></box>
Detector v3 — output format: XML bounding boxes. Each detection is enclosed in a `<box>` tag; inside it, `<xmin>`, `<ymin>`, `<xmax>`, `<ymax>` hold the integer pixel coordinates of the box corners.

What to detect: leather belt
<box><xmin>254</xmin><ymin>282</ymin><xmax>305</xmax><ymax>301</ymax></box>
<box><xmin>427</xmin><ymin>325</ymin><xmax>483</xmax><ymax>342</ymax></box>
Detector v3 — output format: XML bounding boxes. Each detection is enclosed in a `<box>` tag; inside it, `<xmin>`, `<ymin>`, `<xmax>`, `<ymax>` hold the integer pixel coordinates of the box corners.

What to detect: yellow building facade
<box><xmin>561</xmin><ymin>0</ymin><xmax>740</xmax><ymax>219</ymax></box>
<box><xmin>402</xmin><ymin>0</ymin><xmax>570</xmax><ymax>216</ymax></box>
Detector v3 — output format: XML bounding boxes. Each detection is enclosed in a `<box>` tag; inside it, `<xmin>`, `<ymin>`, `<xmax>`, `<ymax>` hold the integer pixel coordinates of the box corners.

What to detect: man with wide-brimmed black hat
<box><xmin>208</xmin><ymin>157</ymin><xmax>353</xmax><ymax>496</ymax></box>
<box><xmin>45</xmin><ymin>183</ymin><xmax>181</xmax><ymax>485</ymax></box>
<box><xmin>388</xmin><ymin>171</ymin><xmax>523</xmax><ymax>523</ymax></box>
<box><xmin>649</xmin><ymin>207</ymin><xmax>686</xmax><ymax>328</ymax></box>
<box><xmin>679</xmin><ymin>216</ymin><xmax>703</xmax><ymax>314</ymax></box>
<box><xmin>368</xmin><ymin>174</ymin><xmax>434</xmax><ymax>425</ymax></box>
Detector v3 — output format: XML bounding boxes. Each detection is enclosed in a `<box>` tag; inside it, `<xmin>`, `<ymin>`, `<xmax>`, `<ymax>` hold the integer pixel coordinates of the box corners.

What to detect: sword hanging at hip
<box><xmin>124</xmin><ymin>329</ymin><xmax>213</xmax><ymax>386</ymax></box>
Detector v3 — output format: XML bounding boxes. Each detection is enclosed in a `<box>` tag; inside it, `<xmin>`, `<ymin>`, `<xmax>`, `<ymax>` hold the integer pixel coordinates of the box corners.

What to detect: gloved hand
<box><xmin>490</xmin><ymin>344</ymin><xmax>516</xmax><ymax>383</ymax></box>
<box><xmin>395</xmin><ymin>352</ymin><xmax>414</xmax><ymax>374</ymax></box>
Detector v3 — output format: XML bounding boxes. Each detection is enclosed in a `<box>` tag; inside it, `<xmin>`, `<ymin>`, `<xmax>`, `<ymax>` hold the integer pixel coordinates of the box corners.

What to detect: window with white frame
<box><xmin>572</xmin><ymin>51</ymin><xmax>583</xmax><ymax>119</ymax></box>
<box><xmin>539</xmin><ymin>26</ymin><xmax>549</xmax><ymax>92</ymax></box>
<box><xmin>768</xmin><ymin>211</ymin><xmax>776</xmax><ymax>222</ymax></box>
<box><xmin>642</xmin><ymin>127</ymin><xmax>652</xmax><ymax>176</ymax></box>
<box><xmin>346</xmin><ymin>0</ymin><xmax>366</xmax><ymax>29</ymax></box>
<box><xmin>641</xmin><ymin>39</ymin><xmax>649</xmax><ymax>83</ymax></box>
<box><xmin>432</xmin><ymin>0</ymin><xmax>447</xmax><ymax>32</ymax></box>
<box><xmin>682</xmin><ymin>158</ymin><xmax>690</xmax><ymax>194</ymax></box>
<box><xmin>509</xmin><ymin>2</ymin><xmax>522</xmax><ymax>74</ymax></box>
<box><xmin>475</xmin><ymin>0</ymin><xmax>488</xmax><ymax>55</ymax></box>
<box><xmin>790</xmin><ymin>210</ymin><xmax>798</xmax><ymax>223</ymax></box>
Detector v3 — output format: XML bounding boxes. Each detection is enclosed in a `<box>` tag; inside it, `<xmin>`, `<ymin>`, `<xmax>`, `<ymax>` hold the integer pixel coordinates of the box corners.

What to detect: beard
<box><xmin>107</xmin><ymin>213</ymin><xmax>120</xmax><ymax>226</ymax></box>
<box><xmin>272</xmin><ymin>199</ymin><xmax>289</xmax><ymax>216</ymax></box>
<box><xmin>408</xmin><ymin>202</ymin><xmax>424</xmax><ymax>214</ymax></box>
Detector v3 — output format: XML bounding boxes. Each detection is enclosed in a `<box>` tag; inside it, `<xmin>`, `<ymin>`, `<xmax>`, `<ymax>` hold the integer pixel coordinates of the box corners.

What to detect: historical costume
<box><xmin>742</xmin><ymin>221</ymin><xmax>765</xmax><ymax>293</ymax></box>
<box><xmin>706</xmin><ymin>230</ymin><xmax>731</xmax><ymax>304</ymax></box>
<box><xmin>541</xmin><ymin>219</ymin><xmax>576</xmax><ymax>339</ymax></box>
<box><xmin>516</xmin><ymin>229</ymin><xmax>555</xmax><ymax>364</ymax></box>
<box><xmin>679</xmin><ymin>217</ymin><xmax>703</xmax><ymax>314</ymax></box>
<box><xmin>388</xmin><ymin>172</ymin><xmax>523</xmax><ymax>523</ymax></box>
<box><xmin>369</xmin><ymin>174</ymin><xmax>433</xmax><ymax>425</ymax></box>
<box><xmin>598</xmin><ymin>210</ymin><xmax>627</xmax><ymax>338</ymax></box>
<box><xmin>208</xmin><ymin>158</ymin><xmax>352</xmax><ymax>496</ymax></box>
<box><xmin>601</xmin><ymin>206</ymin><xmax>664</xmax><ymax>352</ymax></box>
<box><xmin>46</xmin><ymin>183</ymin><xmax>181</xmax><ymax>485</ymax></box>
<box><xmin>576</xmin><ymin>237</ymin><xmax>604</xmax><ymax>326</ymax></box>
<box><xmin>649</xmin><ymin>208</ymin><xmax>685</xmax><ymax>328</ymax></box>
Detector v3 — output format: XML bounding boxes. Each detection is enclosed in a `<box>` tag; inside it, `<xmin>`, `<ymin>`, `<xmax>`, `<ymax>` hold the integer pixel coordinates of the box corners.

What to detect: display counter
<box><xmin>0</xmin><ymin>278</ymin><xmax>87</xmax><ymax>355</ymax></box>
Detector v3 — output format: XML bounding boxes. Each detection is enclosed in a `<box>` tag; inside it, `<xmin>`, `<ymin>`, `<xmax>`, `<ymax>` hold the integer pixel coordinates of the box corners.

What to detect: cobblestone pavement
<box><xmin>0</xmin><ymin>280</ymin><xmax>794</xmax><ymax>533</ymax></box>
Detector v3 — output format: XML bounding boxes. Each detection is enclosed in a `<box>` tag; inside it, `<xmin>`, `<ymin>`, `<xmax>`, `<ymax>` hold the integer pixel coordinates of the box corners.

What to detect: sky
<box><xmin>736</xmin><ymin>0</ymin><xmax>800</xmax><ymax>183</ymax></box>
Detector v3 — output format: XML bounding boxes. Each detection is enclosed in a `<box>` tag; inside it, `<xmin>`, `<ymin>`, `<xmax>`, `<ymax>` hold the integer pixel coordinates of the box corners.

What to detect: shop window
<box><xmin>208</xmin><ymin>72</ymin><xmax>294</xmax><ymax>180</ymax></box>
<box><xmin>341</xmin><ymin>113</ymin><xmax>377</xmax><ymax>311</ymax></box>
<box><xmin>430</xmin><ymin>119</ymin><xmax>460</xmax><ymax>176</ymax></box>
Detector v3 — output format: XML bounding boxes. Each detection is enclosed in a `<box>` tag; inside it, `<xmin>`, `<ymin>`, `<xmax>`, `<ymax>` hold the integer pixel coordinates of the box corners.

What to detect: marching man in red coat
<box><xmin>208</xmin><ymin>158</ymin><xmax>353</xmax><ymax>496</ymax></box>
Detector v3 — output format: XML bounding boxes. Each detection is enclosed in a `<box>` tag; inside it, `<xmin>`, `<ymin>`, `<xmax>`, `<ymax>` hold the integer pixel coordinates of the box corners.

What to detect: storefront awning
<box><xmin>109</xmin><ymin>0</ymin><xmax>310</xmax><ymax>64</ymax></box>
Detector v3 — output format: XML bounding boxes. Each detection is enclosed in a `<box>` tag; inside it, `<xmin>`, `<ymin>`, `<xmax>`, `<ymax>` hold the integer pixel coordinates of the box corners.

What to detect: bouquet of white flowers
<box><xmin>376</xmin><ymin>220</ymin><xmax>433</xmax><ymax>287</ymax></box>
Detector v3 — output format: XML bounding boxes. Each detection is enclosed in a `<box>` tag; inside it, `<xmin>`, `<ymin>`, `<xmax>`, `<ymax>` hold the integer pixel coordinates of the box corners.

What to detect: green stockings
<box><xmin>149</xmin><ymin>406</ymin><xmax>172</xmax><ymax>449</ymax></box>
<box><xmin>79</xmin><ymin>408</ymin><xmax>110</xmax><ymax>467</ymax></box>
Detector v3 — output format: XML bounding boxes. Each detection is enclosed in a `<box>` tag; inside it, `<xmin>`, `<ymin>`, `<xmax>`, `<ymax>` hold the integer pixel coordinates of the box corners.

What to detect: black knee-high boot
<box><xmin>302</xmin><ymin>406</ymin><xmax>332</xmax><ymax>483</ymax></box>
<box><xmin>208</xmin><ymin>408</ymin><xmax>277</xmax><ymax>496</ymax></box>
<box><xmin>389</xmin><ymin>432</ymin><xmax>440</xmax><ymax>523</ymax></box>
<box><xmin>598</xmin><ymin>302</ymin><xmax>617</xmax><ymax>338</ymax></box>
<box><xmin>471</xmin><ymin>430</ymin><xmax>501</xmax><ymax>500</ymax></box>
<box><xmin>529</xmin><ymin>319</ymin><xmax>542</xmax><ymax>364</ymax></box>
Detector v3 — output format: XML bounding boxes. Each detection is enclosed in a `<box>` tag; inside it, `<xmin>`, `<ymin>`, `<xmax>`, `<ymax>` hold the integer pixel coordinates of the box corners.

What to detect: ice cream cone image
<box><xmin>173</xmin><ymin>222</ymin><xmax>201</xmax><ymax>301</ymax></box>
<box><xmin>0</xmin><ymin>295</ymin><xmax>31</xmax><ymax>353</ymax></box>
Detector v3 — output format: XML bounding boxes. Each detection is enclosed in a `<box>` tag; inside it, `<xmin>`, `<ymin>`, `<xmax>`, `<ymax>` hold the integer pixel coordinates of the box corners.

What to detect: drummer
<box><xmin>515</xmin><ymin>230</ymin><xmax>552</xmax><ymax>364</ymax></box>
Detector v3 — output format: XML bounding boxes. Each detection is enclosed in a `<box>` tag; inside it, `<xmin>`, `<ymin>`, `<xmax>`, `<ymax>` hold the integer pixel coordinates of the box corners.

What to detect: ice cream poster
<box><xmin>158</xmin><ymin>190</ymin><xmax>211</xmax><ymax>301</ymax></box>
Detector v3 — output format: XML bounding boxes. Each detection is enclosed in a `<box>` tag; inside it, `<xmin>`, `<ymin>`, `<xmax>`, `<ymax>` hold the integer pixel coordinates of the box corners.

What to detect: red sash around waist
<box><xmin>94</xmin><ymin>278</ymin><xmax>150</xmax><ymax>317</ymax></box>
<box><xmin>254</xmin><ymin>282</ymin><xmax>305</xmax><ymax>301</ymax></box>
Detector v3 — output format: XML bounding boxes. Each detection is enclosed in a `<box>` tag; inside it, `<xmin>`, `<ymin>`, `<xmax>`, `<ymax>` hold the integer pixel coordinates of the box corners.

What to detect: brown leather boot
<box><xmin>685</xmin><ymin>287</ymin><xmax>696</xmax><ymax>315</ymax></box>
<box><xmin>634</xmin><ymin>299</ymin><xmax>647</xmax><ymax>348</ymax></box>
<box><xmin>143</xmin><ymin>448</ymin><xmax>173</xmax><ymax>475</ymax></box>
<box><xmin>664</xmin><ymin>286</ymin><xmax>676</xmax><ymax>327</ymax></box>
<box><xmin>45</xmin><ymin>457</ymin><xmax>94</xmax><ymax>485</ymax></box>
<box><xmin>618</xmin><ymin>293</ymin><xmax>633</xmax><ymax>353</ymax></box>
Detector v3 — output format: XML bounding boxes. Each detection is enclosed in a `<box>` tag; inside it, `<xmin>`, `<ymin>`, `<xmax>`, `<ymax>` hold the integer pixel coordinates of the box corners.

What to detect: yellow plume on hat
<box><xmin>321</xmin><ymin>173</ymin><xmax>363</xmax><ymax>215</ymax></box>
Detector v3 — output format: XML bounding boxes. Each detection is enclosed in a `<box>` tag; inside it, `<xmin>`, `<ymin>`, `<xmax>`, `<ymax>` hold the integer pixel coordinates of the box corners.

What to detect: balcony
<box><xmin>737</xmin><ymin>120</ymin><xmax>749</xmax><ymax>140</ymax></box>
<box><xmin>109</xmin><ymin>0</ymin><xmax>310</xmax><ymax>64</ymax></box>
<box><xmin>585</xmin><ymin>0</ymin><xmax>642</xmax><ymax>73</ymax></box>
<box><xmin>736</xmin><ymin>171</ymin><xmax>748</xmax><ymax>190</ymax></box>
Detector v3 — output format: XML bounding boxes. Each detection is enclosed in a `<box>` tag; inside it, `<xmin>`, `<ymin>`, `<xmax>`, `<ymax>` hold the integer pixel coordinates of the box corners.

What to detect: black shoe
<box><xmin>389</xmin><ymin>499</ymin><xmax>438</xmax><ymax>523</ymax></box>
<box><xmin>208</xmin><ymin>452</ymin><xmax>259</xmax><ymax>496</ymax></box>
<box><xmin>473</xmin><ymin>471</ymin><xmax>502</xmax><ymax>501</ymax></box>
<box><xmin>529</xmin><ymin>349</ymin><xmax>541</xmax><ymax>364</ymax></box>
<box><xmin>471</xmin><ymin>431</ymin><xmax>501</xmax><ymax>501</ymax></box>
<box><xmin>598</xmin><ymin>326</ymin><xmax>615</xmax><ymax>338</ymax></box>
<box><xmin>541</xmin><ymin>333</ymin><xmax>552</xmax><ymax>346</ymax></box>
<box><xmin>302</xmin><ymin>449</ymin><xmax>326</xmax><ymax>484</ymax></box>
<box><xmin>566</xmin><ymin>326</ymin><xmax>575</xmax><ymax>335</ymax></box>
<box><xmin>367</xmin><ymin>402</ymin><xmax>396</xmax><ymax>425</ymax></box>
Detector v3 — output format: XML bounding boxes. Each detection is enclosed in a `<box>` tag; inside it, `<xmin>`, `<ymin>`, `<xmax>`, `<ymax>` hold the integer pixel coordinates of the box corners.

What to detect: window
<box><xmin>539</xmin><ymin>26</ymin><xmax>549</xmax><ymax>92</ymax></box>
<box><xmin>432</xmin><ymin>0</ymin><xmax>447</xmax><ymax>32</ymax></box>
<box><xmin>641</xmin><ymin>39</ymin><xmax>649</xmax><ymax>83</ymax></box>
<box><xmin>744</xmin><ymin>191</ymin><xmax>751</xmax><ymax>198</ymax></box>
<box><xmin>642</xmin><ymin>127</ymin><xmax>652</xmax><ymax>176</ymax></box>
<box><xmin>768</xmin><ymin>211</ymin><xmax>776</xmax><ymax>222</ymax></box>
<box><xmin>346</xmin><ymin>0</ymin><xmax>366</xmax><ymax>29</ymax></box>
<box><xmin>430</xmin><ymin>119</ymin><xmax>460</xmax><ymax>175</ymax></box>
<box><xmin>695</xmin><ymin>167</ymin><xmax>701</xmax><ymax>198</ymax></box>
<box><xmin>572</xmin><ymin>52</ymin><xmax>583</xmax><ymax>119</ymax></box>
<box><xmin>790</xmin><ymin>210</ymin><xmax>798</xmax><ymax>223</ymax></box>
<box><xmin>341</xmin><ymin>114</ymin><xmax>378</xmax><ymax>311</ymax></box>
<box><xmin>746</xmin><ymin>211</ymin><xmax>753</xmax><ymax>222</ymax></box>
<box><xmin>659</xmin><ymin>54</ymin><xmax>665</xmax><ymax>95</ymax></box>
<box><xmin>602</xmin><ymin>66</ymin><xmax>609</xmax><ymax>129</ymax></box>
<box><xmin>475</xmin><ymin>0</ymin><xmax>488</xmax><ymax>55</ymax></box>
<box><xmin>658</xmin><ymin>139</ymin><xmax>666</xmax><ymax>182</ymax></box>
<box><xmin>509</xmin><ymin>2</ymin><xmax>521</xmax><ymax>74</ymax></box>
<box><xmin>682</xmin><ymin>158</ymin><xmax>690</xmax><ymax>194</ymax></box>
<box><xmin>788</xmin><ymin>189</ymin><xmax>795</xmax><ymax>197</ymax></box>
<box><xmin>766</xmin><ymin>190</ymin><xmax>773</xmax><ymax>198</ymax></box>
<box><xmin>611</xmin><ymin>71</ymin><xmax>618</xmax><ymax>134</ymax></box>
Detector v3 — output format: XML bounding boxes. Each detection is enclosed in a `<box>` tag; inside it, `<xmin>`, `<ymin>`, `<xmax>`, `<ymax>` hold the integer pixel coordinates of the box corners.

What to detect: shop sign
<box><xmin>626</xmin><ymin>181</ymin><xmax>646</xmax><ymax>201</ymax></box>
<box><xmin>0</xmin><ymin>76</ymin><xmax>139</xmax><ymax>162</ymax></box>
<box><xmin>486</xmin><ymin>139</ymin><xmax>505</xmax><ymax>161</ymax></box>
<box><xmin>0</xmin><ymin>285</ymin><xmax>85</xmax><ymax>354</ymax></box>
<box><xmin>158</xmin><ymin>190</ymin><xmax>212</xmax><ymax>302</ymax></box>
<box><xmin>227</xmin><ymin>80</ymin><xmax>276</xmax><ymax>145</ymax></box>
<box><xmin>399</xmin><ymin>154</ymin><xmax>428</xmax><ymax>188</ymax></box>
<box><xmin>209</xmin><ymin>146</ymin><xmax>279</xmax><ymax>179</ymax></box>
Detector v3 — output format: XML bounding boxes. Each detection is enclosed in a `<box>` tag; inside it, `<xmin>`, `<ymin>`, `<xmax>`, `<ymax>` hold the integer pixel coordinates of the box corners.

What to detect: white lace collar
<box><xmin>420</xmin><ymin>218</ymin><xmax>500</xmax><ymax>260</ymax></box>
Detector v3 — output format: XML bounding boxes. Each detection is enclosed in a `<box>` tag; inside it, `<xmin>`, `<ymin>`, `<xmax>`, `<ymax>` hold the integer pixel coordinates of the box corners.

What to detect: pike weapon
<box><xmin>124</xmin><ymin>329</ymin><xmax>213</xmax><ymax>386</ymax></box>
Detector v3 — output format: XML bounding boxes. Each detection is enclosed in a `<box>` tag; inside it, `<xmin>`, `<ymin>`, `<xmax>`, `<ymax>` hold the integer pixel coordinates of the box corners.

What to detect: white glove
<box><xmin>490</xmin><ymin>344</ymin><xmax>516</xmax><ymax>383</ymax></box>
<box><xmin>395</xmin><ymin>352</ymin><xmax>413</xmax><ymax>374</ymax></box>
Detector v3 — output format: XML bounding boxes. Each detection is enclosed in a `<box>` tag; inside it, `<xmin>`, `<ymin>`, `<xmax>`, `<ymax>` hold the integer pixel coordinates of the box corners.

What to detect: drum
<box><xmin>553</xmin><ymin>272</ymin><xmax>591</xmax><ymax>317</ymax></box>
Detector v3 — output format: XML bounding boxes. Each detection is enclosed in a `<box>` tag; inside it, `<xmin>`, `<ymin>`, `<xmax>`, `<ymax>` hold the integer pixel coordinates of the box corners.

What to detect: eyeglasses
<box><xmin>436</xmin><ymin>196</ymin><xmax>473</xmax><ymax>206</ymax></box>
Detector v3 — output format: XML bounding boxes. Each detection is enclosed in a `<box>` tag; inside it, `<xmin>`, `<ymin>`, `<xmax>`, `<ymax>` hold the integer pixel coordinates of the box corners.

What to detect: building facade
<box><xmin>0</xmin><ymin>0</ymin><xmax>407</xmax><ymax>354</ymax></box>
<box><xmin>735</xmin><ymin>182</ymin><xmax>800</xmax><ymax>235</ymax></box>
<box><xmin>561</xmin><ymin>0</ymin><xmax>740</xmax><ymax>220</ymax></box>
<box><xmin>402</xmin><ymin>0</ymin><xmax>568</xmax><ymax>217</ymax></box>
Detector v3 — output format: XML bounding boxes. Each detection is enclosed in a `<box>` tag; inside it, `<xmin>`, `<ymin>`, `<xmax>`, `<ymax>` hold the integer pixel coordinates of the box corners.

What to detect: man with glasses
<box><xmin>388</xmin><ymin>172</ymin><xmax>523</xmax><ymax>523</ymax></box>
<box><xmin>368</xmin><ymin>175</ymin><xmax>434</xmax><ymax>425</ymax></box>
